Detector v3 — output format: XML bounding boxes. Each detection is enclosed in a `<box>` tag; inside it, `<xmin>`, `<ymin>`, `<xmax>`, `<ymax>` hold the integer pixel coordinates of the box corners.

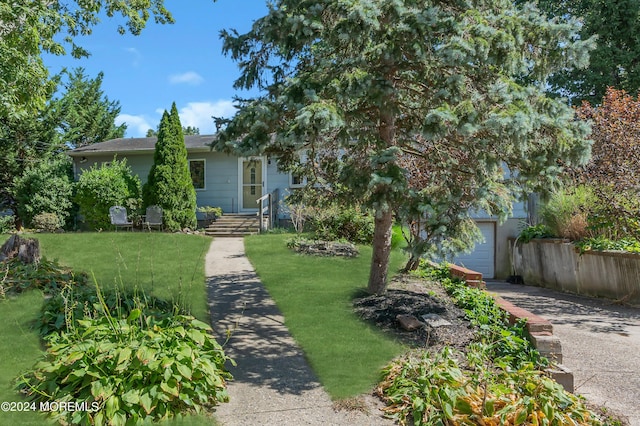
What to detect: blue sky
<box><xmin>44</xmin><ymin>1</ymin><xmax>269</xmax><ymax>137</ymax></box>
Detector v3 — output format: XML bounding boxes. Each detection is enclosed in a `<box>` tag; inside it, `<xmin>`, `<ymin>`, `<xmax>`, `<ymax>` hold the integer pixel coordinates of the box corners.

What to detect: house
<box><xmin>67</xmin><ymin>135</ymin><xmax>526</xmax><ymax>279</ymax></box>
<box><xmin>68</xmin><ymin>135</ymin><xmax>293</xmax><ymax>225</ymax></box>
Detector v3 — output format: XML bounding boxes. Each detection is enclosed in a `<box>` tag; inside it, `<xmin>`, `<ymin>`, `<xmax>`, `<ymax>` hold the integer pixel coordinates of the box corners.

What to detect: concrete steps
<box><xmin>204</xmin><ymin>214</ymin><xmax>260</xmax><ymax>237</ymax></box>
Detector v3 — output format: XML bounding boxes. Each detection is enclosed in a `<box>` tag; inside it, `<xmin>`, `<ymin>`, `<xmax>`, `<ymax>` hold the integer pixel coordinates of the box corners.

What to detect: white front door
<box><xmin>238</xmin><ymin>157</ymin><xmax>265</xmax><ymax>212</ymax></box>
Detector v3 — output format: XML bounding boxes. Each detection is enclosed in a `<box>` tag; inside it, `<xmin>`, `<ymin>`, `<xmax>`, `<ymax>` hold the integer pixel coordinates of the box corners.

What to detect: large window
<box><xmin>189</xmin><ymin>159</ymin><xmax>206</xmax><ymax>190</ymax></box>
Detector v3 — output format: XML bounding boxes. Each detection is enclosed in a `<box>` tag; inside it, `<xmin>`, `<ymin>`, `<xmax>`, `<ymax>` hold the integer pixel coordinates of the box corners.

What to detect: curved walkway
<box><xmin>487</xmin><ymin>281</ymin><xmax>640</xmax><ymax>425</ymax></box>
<box><xmin>204</xmin><ymin>237</ymin><xmax>393</xmax><ymax>426</ymax></box>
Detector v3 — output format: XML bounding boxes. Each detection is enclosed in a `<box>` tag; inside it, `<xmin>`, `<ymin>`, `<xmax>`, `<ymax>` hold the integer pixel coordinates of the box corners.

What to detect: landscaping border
<box><xmin>448</xmin><ymin>262</ymin><xmax>574</xmax><ymax>392</ymax></box>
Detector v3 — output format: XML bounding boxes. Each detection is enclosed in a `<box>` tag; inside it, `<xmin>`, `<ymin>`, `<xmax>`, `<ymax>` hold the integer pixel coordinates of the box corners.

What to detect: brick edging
<box><xmin>447</xmin><ymin>262</ymin><xmax>574</xmax><ymax>392</ymax></box>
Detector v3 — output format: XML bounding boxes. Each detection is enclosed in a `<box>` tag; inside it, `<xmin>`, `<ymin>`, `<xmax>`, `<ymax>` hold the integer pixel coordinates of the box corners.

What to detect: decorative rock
<box><xmin>421</xmin><ymin>313</ymin><xmax>452</xmax><ymax>328</ymax></box>
<box><xmin>396</xmin><ymin>314</ymin><xmax>423</xmax><ymax>331</ymax></box>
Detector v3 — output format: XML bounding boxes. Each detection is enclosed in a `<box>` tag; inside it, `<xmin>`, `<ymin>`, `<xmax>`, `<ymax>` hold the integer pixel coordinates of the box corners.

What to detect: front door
<box><xmin>239</xmin><ymin>157</ymin><xmax>264</xmax><ymax>211</ymax></box>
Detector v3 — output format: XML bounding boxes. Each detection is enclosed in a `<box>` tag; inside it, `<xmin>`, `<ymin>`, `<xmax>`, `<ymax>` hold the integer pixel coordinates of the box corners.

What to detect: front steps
<box><xmin>204</xmin><ymin>214</ymin><xmax>261</xmax><ymax>237</ymax></box>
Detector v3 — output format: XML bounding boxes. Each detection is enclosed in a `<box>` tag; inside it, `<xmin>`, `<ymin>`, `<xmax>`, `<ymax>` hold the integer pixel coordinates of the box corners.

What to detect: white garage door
<box><xmin>451</xmin><ymin>222</ymin><xmax>495</xmax><ymax>279</ymax></box>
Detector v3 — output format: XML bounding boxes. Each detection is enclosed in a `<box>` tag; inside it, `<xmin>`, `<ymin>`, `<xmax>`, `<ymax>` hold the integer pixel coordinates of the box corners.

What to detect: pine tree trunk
<box><xmin>367</xmin><ymin>209</ymin><xmax>394</xmax><ymax>295</ymax></box>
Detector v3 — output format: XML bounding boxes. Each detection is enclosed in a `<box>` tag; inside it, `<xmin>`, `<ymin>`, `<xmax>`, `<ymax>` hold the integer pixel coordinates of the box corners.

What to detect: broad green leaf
<box><xmin>176</xmin><ymin>363</ymin><xmax>192</xmax><ymax>379</ymax></box>
<box><xmin>121</xmin><ymin>389</ymin><xmax>140</xmax><ymax>404</ymax></box>
<box><xmin>160</xmin><ymin>379</ymin><xmax>179</xmax><ymax>397</ymax></box>
<box><xmin>105</xmin><ymin>395</ymin><xmax>120</xmax><ymax>419</ymax></box>
<box><xmin>190</xmin><ymin>319</ymin><xmax>212</xmax><ymax>331</ymax></box>
<box><xmin>187</xmin><ymin>329</ymin><xmax>205</xmax><ymax>345</ymax></box>
<box><xmin>127</xmin><ymin>308</ymin><xmax>142</xmax><ymax>322</ymax></box>
<box><xmin>140</xmin><ymin>392</ymin><xmax>155</xmax><ymax>414</ymax></box>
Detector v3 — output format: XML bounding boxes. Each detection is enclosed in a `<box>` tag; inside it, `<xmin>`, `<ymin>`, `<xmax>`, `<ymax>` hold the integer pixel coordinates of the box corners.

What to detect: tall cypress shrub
<box><xmin>143</xmin><ymin>103</ymin><xmax>197</xmax><ymax>231</ymax></box>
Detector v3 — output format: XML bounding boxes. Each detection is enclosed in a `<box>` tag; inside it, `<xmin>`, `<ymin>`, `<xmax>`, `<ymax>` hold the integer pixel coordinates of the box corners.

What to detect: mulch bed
<box><xmin>353</xmin><ymin>274</ymin><xmax>476</xmax><ymax>351</ymax></box>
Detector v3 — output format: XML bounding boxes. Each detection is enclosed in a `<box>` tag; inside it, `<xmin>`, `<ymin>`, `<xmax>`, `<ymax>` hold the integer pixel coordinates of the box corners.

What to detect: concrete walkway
<box><xmin>204</xmin><ymin>237</ymin><xmax>393</xmax><ymax>426</ymax></box>
<box><xmin>487</xmin><ymin>281</ymin><xmax>640</xmax><ymax>426</ymax></box>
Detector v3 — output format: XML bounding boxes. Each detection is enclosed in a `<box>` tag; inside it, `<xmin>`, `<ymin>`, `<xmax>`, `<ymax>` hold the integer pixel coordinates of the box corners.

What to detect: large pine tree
<box><xmin>215</xmin><ymin>0</ymin><xmax>593</xmax><ymax>294</ymax></box>
<box><xmin>144</xmin><ymin>103</ymin><xmax>197</xmax><ymax>231</ymax></box>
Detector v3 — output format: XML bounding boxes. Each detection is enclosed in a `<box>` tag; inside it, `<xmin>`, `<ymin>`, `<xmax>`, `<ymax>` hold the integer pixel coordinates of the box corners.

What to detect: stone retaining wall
<box><xmin>511</xmin><ymin>239</ymin><xmax>640</xmax><ymax>306</ymax></box>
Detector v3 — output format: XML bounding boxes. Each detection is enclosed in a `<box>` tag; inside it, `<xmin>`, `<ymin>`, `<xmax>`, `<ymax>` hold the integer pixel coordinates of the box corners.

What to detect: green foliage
<box><xmin>306</xmin><ymin>205</ymin><xmax>374</xmax><ymax>244</ymax></box>
<box><xmin>49</xmin><ymin>68</ymin><xmax>127</xmax><ymax>148</ymax></box>
<box><xmin>32</xmin><ymin>213</ymin><xmax>62</xmax><ymax>232</ymax></box>
<box><xmin>12</xmin><ymin>155</ymin><xmax>74</xmax><ymax>229</ymax></box>
<box><xmin>196</xmin><ymin>206</ymin><xmax>223</xmax><ymax>220</ymax></box>
<box><xmin>527</xmin><ymin>0</ymin><xmax>640</xmax><ymax>104</ymax></box>
<box><xmin>379</xmin><ymin>264</ymin><xmax>603</xmax><ymax>425</ymax></box>
<box><xmin>0</xmin><ymin>0</ymin><xmax>173</xmax><ymax>120</ymax></box>
<box><xmin>0</xmin><ymin>215</ymin><xmax>15</xmax><ymax>234</ymax></box>
<box><xmin>0</xmin><ymin>257</ymin><xmax>87</xmax><ymax>297</ymax></box>
<box><xmin>75</xmin><ymin>158</ymin><xmax>142</xmax><ymax>230</ymax></box>
<box><xmin>540</xmin><ymin>185</ymin><xmax>598</xmax><ymax>241</ymax></box>
<box><xmin>575</xmin><ymin>237</ymin><xmax>640</xmax><ymax>254</ymax></box>
<box><xmin>144</xmin><ymin>104</ymin><xmax>197</xmax><ymax>231</ymax></box>
<box><xmin>518</xmin><ymin>223</ymin><xmax>554</xmax><ymax>243</ymax></box>
<box><xmin>215</xmin><ymin>0</ymin><xmax>593</xmax><ymax>293</ymax></box>
<box><xmin>379</xmin><ymin>347</ymin><xmax>601</xmax><ymax>425</ymax></box>
<box><xmin>37</xmin><ymin>285</ymin><xmax>177</xmax><ymax>337</ymax></box>
<box><xmin>18</xmin><ymin>311</ymin><xmax>232</xmax><ymax>425</ymax></box>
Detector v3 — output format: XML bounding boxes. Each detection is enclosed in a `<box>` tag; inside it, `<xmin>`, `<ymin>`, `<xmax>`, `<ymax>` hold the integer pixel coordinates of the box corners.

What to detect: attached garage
<box><xmin>451</xmin><ymin>221</ymin><xmax>496</xmax><ymax>279</ymax></box>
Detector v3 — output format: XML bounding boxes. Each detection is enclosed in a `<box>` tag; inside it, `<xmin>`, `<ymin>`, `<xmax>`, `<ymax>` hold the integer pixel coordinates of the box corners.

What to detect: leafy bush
<box><xmin>0</xmin><ymin>214</ymin><xmax>15</xmax><ymax>233</ymax></box>
<box><xmin>18</xmin><ymin>311</ymin><xmax>232</xmax><ymax>425</ymax></box>
<box><xmin>540</xmin><ymin>185</ymin><xmax>597</xmax><ymax>240</ymax></box>
<box><xmin>307</xmin><ymin>205</ymin><xmax>374</xmax><ymax>244</ymax></box>
<box><xmin>12</xmin><ymin>156</ymin><xmax>74</xmax><ymax>229</ymax></box>
<box><xmin>518</xmin><ymin>223</ymin><xmax>554</xmax><ymax>243</ymax></box>
<box><xmin>575</xmin><ymin>236</ymin><xmax>640</xmax><ymax>254</ymax></box>
<box><xmin>75</xmin><ymin>158</ymin><xmax>142</xmax><ymax>230</ymax></box>
<box><xmin>32</xmin><ymin>212</ymin><xmax>62</xmax><ymax>232</ymax></box>
<box><xmin>0</xmin><ymin>257</ymin><xmax>87</xmax><ymax>297</ymax></box>
<box><xmin>378</xmin><ymin>346</ymin><xmax>601</xmax><ymax>425</ymax></box>
<box><xmin>38</xmin><ymin>285</ymin><xmax>178</xmax><ymax>337</ymax></box>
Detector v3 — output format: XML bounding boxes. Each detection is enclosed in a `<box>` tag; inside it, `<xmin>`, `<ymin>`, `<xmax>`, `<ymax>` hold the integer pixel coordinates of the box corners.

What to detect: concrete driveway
<box><xmin>487</xmin><ymin>281</ymin><xmax>640</xmax><ymax>425</ymax></box>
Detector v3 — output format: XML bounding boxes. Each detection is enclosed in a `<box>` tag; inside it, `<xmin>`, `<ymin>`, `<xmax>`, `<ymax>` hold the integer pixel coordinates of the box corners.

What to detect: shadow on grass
<box><xmin>207</xmin><ymin>270</ymin><xmax>322</xmax><ymax>396</ymax></box>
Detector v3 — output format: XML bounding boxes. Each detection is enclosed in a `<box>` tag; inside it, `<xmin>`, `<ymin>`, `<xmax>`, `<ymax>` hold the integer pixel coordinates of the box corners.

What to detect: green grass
<box><xmin>34</xmin><ymin>232</ymin><xmax>211</xmax><ymax>320</ymax></box>
<box><xmin>0</xmin><ymin>232</ymin><xmax>214</xmax><ymax>425</ymax></box>
<box><xmin>244</xmin><ymin>233</ymin><xmax>408</xmax><ymax>399</ymax></box>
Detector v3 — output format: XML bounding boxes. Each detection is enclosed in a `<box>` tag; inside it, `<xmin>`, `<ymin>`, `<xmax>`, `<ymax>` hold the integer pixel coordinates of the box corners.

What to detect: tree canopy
<box><xmin>50</xmin><ymin>68</ymin><xmax>127</xmax><ymax>148</ymax></box>
<box><xmin>525</xmin><ymin>0</ymin><xmax>640</xmax><ymax>104</ymax></box>
<box><xmin>215</xmin><ymin>0</ymin><xmax>593</xmax><ymax>294</ymax></box>
<box><xmin>0</xmin><ymin>0</ymin><xmax>173</xmax><ymax>121</ymax></box>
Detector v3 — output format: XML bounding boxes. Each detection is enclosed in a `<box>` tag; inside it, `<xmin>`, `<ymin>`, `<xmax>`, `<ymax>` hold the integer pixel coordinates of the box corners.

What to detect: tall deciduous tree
<box><xmin>215</xmin><ymin>0</ymin><xmax>593</xmax><ymax>294</ymax></box>
<box><xmin>525</xmin><ymin>0</ymin><xmax>640</xmax><ymax>104</ymax></box>
<box><xmin>0</xmin><ymin>0</ymin><xmax>173</xmax><ymax>120</ymax></box>
<box><xmin>144</xmin><ymin>103</ymin><xmax>197</xmax><ymax>231</ymax></box>
<box><xmin>50</xmin><ymin>68</ymin><xmax>127</xmax><ymax>148</ymax></box>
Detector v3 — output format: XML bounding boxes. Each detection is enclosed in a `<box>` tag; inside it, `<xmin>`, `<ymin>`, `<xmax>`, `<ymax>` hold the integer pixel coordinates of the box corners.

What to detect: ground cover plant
<box><xmin>0</xmin><ymin>233</ymin><xmax>224</xmax><ymax>425</ymax></box>
<box><xmin>244</xmin><ymin>233</ymin><xmax>408</xmax><ymax>398</ymax></box>
<box><xmin>375</xmin><ymin>264</ymin><xmax>611</xmax><ymax>425</ymax></box>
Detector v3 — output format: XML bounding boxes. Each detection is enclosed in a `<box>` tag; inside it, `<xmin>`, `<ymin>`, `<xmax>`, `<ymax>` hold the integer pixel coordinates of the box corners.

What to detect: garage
<box><xmin>451</xmin><ymin>221</ymin><xmax>496</xmax><ymax>279</ymax></box>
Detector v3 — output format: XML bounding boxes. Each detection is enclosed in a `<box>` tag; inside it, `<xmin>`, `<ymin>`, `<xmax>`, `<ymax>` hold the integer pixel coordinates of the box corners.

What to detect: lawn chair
<box><xmin>109</xmin><ymin>206</ymin><xmax>133</xmax><ymax>231</ymax></box>
<box><xmin>143</xmin><ymin>205</ymin><xmax>163</xmax><ymax>231</ymax></box>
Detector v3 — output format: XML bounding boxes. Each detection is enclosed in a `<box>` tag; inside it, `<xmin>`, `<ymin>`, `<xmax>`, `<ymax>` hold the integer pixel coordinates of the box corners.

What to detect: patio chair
<box><xmin>143</xmin><ymin>205</ymin><xmax>163</xmax><ymax>231</ymax></box>
<box><xmin>109</xmin><ymin>206</ymin><xmax>133</xmax><ymax>231</ymax></box>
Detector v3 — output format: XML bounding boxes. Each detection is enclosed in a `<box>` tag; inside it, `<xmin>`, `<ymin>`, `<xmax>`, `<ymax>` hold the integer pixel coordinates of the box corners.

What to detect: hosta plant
<box><xmin>17</xmin><ymin>311</ymin><xmax>233</xmax><ymax>425</ymax></box>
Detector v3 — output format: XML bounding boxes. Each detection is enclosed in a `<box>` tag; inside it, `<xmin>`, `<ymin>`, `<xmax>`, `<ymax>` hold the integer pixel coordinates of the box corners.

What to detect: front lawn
<box><xmin>0</xmin><ymin>232</ymin><xmax>215</xmax><ymax>426</ymax></box>
<box><xmin>244</xmin><ymin>233</ymin><xmax>408</xmax><ymax>399</ymax></box>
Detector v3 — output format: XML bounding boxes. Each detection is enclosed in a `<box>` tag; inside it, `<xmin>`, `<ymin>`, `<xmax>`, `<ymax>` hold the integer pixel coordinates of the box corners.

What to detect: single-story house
<box><xmin>67</xmin><ymin>135</ymin><xmax>526</xmax><ymax>279</ymax></box>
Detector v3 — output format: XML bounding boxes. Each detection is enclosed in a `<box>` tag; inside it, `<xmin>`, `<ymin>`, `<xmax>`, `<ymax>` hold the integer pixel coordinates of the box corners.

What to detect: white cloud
<box><xmin>116</xmin><ymin>114</ymin><xmax>153</xmax><ymax>137</ymax></box>
<box><xmin>169</xmin><ymin>71</ymin><xmax>204</xmax><ymax>86</ymax></box>
<box><xmin>118</xmin><ymin>100</ymin><xmax>236</xmax><ymax>137</ymax></box>
<box><xmin>124</xmin><ymin>47</ymin><xmax>141</xmax><ymax>67</ymax></box>
<box><xmin>178</xmin><ymin>100</ymin><xmax>236</xmax><ymax>134</ymax></box>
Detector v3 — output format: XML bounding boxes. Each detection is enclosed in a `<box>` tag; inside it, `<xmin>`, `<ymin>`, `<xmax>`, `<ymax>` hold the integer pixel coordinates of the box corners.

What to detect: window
<box><xmin>289</xmin><ymin>173</ymin><xmax>306</xmax><ymax>188</ymax></box>
<box><xmin>189</xmin><ymin>159</ymin><xmax>206</xmax><ymax>190</ymax></box>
